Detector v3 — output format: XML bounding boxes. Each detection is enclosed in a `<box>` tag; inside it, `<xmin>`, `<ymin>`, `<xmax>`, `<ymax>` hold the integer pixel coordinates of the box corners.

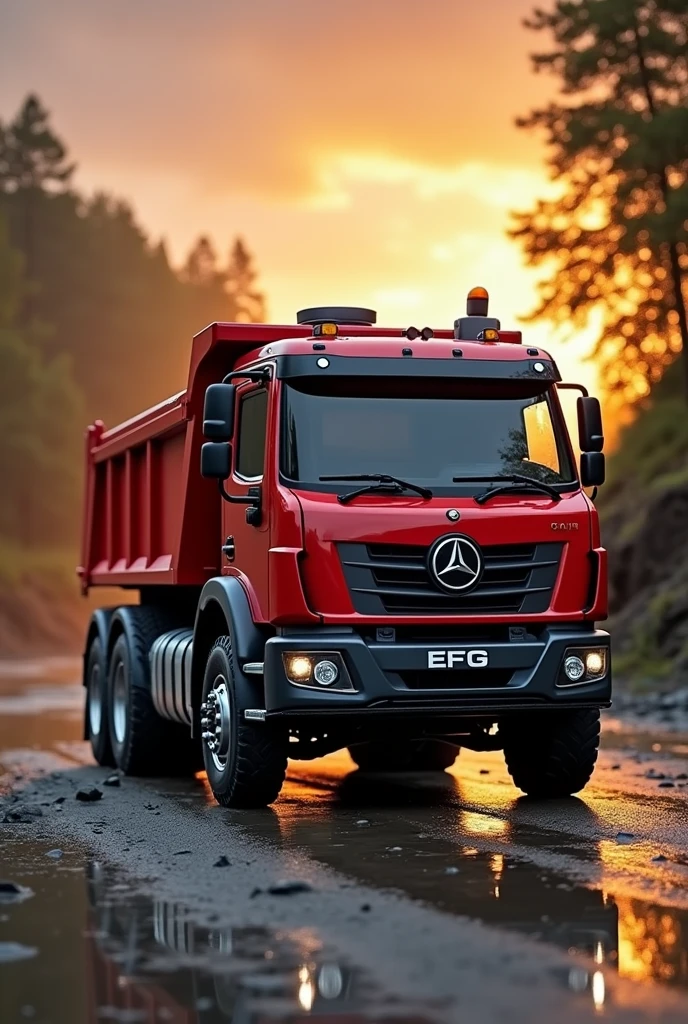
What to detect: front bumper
<box><xmin>262</xmin><ymin>626</ymin><xmax>611</xmax><ymax>719</ymax></box>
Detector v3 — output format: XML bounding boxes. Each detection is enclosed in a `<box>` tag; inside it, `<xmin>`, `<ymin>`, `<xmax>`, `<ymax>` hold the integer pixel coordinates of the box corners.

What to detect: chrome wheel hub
<box><xmin>112</xmin><ymin>662</ymin><xmax>128</xmax><ymax>745</ymax></box>
<box><xmin>88</xmin><ymin>663</ymin><xmax>102</xmax><ymax>736</ymax></box>
<box><xmin>201</xmin><ymin>677</ymin><xmax>231</xmax><ymax>771</ymax></box>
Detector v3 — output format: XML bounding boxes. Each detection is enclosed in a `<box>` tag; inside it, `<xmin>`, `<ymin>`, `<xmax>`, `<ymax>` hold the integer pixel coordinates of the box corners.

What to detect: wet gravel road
<box><xmin>3</xmin><ymin>660</ymin><xmax>688</xmax><ymax>1024</ymax></box>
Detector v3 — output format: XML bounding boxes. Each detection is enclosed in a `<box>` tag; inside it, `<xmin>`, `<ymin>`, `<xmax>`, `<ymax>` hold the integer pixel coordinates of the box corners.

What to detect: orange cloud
<box><xmin>2</xmin><ymin>0</ymin><xmax>552</xmax><ymax>200</ymax></box>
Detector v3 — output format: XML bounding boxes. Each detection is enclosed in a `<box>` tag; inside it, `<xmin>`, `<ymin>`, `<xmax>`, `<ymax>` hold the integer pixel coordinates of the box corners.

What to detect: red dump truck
<box><xmin>79</xmin><ymin>288</ymin><xmax>610</xmax><ymax>807</ymax></box>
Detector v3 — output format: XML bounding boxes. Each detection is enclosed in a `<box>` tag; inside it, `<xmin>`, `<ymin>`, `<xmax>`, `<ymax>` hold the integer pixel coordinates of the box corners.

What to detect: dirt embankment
<box><xmin>603</xmin><ymin>479</ymin><xmax>688</xmax><ymax>686</ymax></box>
<box><xmin>0</xmin><ymin>574</ymin><xmax>86</xmax><ymax>656</ymax></box>
<box><xmin>0</xmin><ymin>566</ymin><xmax>135</xmax><ymax>657</ymax></box>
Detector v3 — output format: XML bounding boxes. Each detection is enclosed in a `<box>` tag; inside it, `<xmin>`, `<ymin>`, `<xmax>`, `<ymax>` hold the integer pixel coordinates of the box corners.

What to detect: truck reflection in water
<box><xmin>85</xmin><ymin>862</ymin><xmax>428</xmax><ymax>1024</ymax></box>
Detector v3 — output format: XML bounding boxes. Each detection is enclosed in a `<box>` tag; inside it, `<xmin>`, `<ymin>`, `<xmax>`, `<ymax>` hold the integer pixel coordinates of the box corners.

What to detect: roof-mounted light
<box><xmin>313</xmin><ymin>322</ymin><xmax>338</xmax><ymax>337</ymax></box>
<box><xmin>466</xmin><ymin>286</ymin><xmax>489</xmax><ymax>317</ymax></box>
<box><xmin>454</xmin><ymin>286</ymin><xmax>500</xmax><ymax>341</ymax></box>
<box><xmin>477</xmin><ymin>328</ymin><xmax>499</xmax><ymax>342</ymax></box>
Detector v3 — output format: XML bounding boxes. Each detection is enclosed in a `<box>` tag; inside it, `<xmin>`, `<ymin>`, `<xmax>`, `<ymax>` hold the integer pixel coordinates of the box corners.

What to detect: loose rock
<box><xmin>2</xmin><ymin>804</ymin><xmax>43</xmax><ymax>823</ymax></box>
<box><xmin>76</xmin><ymin>788</ymin><xmax>102</xmax><ymax>803</ymax></box>
<box><xmin>267</xmin><ymin>880</ymin><xmax>313</xmax><ymax>896</ymax></box>
<box><xmin>103</xmin><ymin>774</ymin><xmax>121</xmax><ymax>788</ymax></box>
<box><xmin>213</xmin><ymin>855</ymin><xmax>231</xmax><ymax>868</ymax></box>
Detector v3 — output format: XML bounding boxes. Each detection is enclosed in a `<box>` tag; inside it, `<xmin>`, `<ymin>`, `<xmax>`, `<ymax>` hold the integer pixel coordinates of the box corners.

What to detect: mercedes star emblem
<box><xmin>428</xmin><ymin>534</ymin><xmax>483</xmax><ymax>593</ymax></box>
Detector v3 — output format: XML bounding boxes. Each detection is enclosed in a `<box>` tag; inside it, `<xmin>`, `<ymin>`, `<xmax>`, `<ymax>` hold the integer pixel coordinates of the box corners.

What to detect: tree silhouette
<box><xmin>182</xmin><ymin>235</ymin><xmax>222</xmax><ymax>287</ymax></box>
<box><xmin>511</xmin><ymin>1</ymin><xmax>688</xmax><ymax>406</ymax></box>
<box><xmin>225</xmin><ymin>237</ymin><xmax>267</xmax><ymax>323</ymax></box>
<box><xmin>0</xmin><ymin>94</ymin><xmax>75</xmax><ymax>325</ymax></box>
<box><xmin>0</xmin><ymin>94</ymin><xmax>74</xmax><ymax>192</ymax></box>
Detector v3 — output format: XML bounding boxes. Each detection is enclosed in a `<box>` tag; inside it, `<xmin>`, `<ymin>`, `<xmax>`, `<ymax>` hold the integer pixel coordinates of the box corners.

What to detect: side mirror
<box><xmin>580</xmin><ymin>451</ymin><xmax>605</xmax><ymax>488</ymax></box>
<box><xmin>577</xmin><ymin>396</ymin><xmax>604</xmax><ymax>452</ymax></box>
<box><xmin>201</xmin><ymin>441</ymin><xmax>231</xmax><ymax>479</ymax></box>
<box><xmin>203</xmin><ymin>383</ymin><xmax>235</xmax><ymax>440</ymax></box>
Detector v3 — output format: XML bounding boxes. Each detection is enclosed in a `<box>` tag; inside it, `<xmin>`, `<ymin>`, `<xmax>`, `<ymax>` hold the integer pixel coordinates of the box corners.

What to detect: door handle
<box><xmin>222</xmin><ymin>537</ymin><xmax>236</xmax><ymax>562</ymax></box>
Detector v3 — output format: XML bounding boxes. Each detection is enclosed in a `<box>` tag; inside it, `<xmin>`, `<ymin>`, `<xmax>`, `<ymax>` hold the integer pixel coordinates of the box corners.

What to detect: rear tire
<box><xmin>502</xmin><ymin>708</ymin><xmax>600</xmax><ymax>797</ymax></box>
<box><xmin>201</xmin><ymin>637</ymin><xmax>287</xmax><ymax>808</ymax></box>
<box><xmin>85</xmin><ymin>635</ymin><xmax>115</xmax><ymax>767</ymax></box>
<box><xmin>107</xmin><ymin>607</ymin><xmax>199</xmax><ymax>777</ymax></box>
<box><xmin>348</xmin><ymin>739</ymin><xmax>458</xmax><ymax>772</ymax></box>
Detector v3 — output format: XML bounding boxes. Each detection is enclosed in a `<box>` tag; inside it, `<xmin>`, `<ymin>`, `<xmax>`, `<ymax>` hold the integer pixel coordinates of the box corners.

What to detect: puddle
<box><xmin>0</xmin><ymin>838</ymin><xmax>433</xmax><ymax>1024</ymax></box>
<box><xmin>259</xmin><ymin>778</ymin><xmax>688</xmax><ymax>993</ymax></box>
<box><xmin>0</xmin><ymin>663</ymin><xmax>83</xmax><ymax>779</ymax></box>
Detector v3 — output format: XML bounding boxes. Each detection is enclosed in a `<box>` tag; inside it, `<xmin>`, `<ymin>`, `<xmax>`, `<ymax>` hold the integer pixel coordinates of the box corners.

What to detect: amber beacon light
<box><xmin>466</xmin><ymin>286</ymin><xmax>489</xmax><ymax>317</ymax></box>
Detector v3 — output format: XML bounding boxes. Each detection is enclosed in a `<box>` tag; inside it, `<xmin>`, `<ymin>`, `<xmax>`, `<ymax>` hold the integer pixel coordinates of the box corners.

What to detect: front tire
<box><xmin>201</xmin><ymin>637</ymin><xmax>287</xmax><ymax>808</ymax></box>
<box><xmin>85</xmin><ymin>635</ymin><xmax>115</xmax><ymax>767</ymax></box>
<box><xmin>348</xmin><ymin>739</ymin><xmax>458</xmax><ymax>772</ymax></box>
<box><xmin>502</xmin><ymin>708</ymin><xmax>600</xmax><ymax>797</ymax></box>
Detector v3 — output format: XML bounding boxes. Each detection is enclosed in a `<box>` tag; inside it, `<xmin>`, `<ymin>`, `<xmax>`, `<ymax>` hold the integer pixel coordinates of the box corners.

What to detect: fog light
<box><xmin>585</xmin><ymin>650</ymin><xmax>605</xmax><ymax>676</ymax></box>
<box><xmin>313</xmin><ymin>660</ymin><xmax>339</xmax><ymax>686</ymax></box>
<box><xmin>564</xmin><ymin>655</ymin><xmax>585</xmax><ymax>682</ymax></box>
<box><xmin>284</xmin><ymin>655</ymin><xmax>312</xmax><ymax>682</ymax></box>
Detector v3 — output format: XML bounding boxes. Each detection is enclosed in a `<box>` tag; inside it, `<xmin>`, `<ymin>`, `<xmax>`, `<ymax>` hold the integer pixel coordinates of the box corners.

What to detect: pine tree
<box><xmin>182</xmin><ymin>236</ymin><xmax>222</xmax><ymax>287</ymax></box>
<box><xmin>511</xmin><ymin>0</ymin><xmax>688</xmax><ymax>406</ymax></box>
<box><xmin>0</xmin><ymin>94</ymin><xmax>74</xmax><ymax>192</ymax></box>
<box><xmin>0</xmin><ymin>95</ymin><xmax>75</xmax><ymax>326</ymax></box>
<box><xmin>225</xmin><ymin>237</ymin><xmax>267</xmax><ymax>323</ymax></box>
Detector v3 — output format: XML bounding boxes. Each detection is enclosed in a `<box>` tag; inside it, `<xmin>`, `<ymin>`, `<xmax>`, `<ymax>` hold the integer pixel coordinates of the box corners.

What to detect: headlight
<box><xmin>564</xmin><ymin>656</ymin><xmax>585</xmax><ymax>683</ymax></box>
<box><xmin>585</xmin><ymin>651</ymin><xmax>604</xmax><ymax>675</ymax></box>
<box><xmin>281</xmin><ymin>652</ymin><xmax>355</xmax><ymax>692</ymax></box>
<box><xmin>558</xmin><ymin>647</ymin><xmax>608</xmax><ymax>687</ymax></box>
<box><xmin>313</xmin><ymin>660</ymin><xmax>339</xmax><ymax>686</ymax></box>
<box><xmin>284</xmin><ymin>654</ymin><xmax>313</xmax><ymax>682</ymax></box>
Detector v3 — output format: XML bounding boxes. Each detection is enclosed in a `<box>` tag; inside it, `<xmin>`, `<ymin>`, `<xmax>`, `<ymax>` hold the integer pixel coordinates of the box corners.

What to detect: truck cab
<box><xmin>80</xmin><ymin>289</ymin><xmax>609</xmax><ymax>807</ymax></box>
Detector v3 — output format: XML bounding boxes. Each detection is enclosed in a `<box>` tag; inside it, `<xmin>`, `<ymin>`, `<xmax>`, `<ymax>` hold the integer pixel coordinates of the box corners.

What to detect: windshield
<box><xmin>281</xmin><ymin>379</ymin><xmax>576</xmax><ymax>493</ymax></box>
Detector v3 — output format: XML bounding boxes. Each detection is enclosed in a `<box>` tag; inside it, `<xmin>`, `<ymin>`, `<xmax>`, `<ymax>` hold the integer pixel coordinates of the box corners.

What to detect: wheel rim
<box><xmin>112</xmin><ymin>661</ymin><xmax>128</xmax><ymax>745</ymax></box>
<box><xmin>88</xmin><ymin>663</ymin><xmax>102</xmax><ymax>736</ymax></box>
<box><xmin>201</xmin><ymin>675</ymin><xmax>231</xmax><ymax>772</ymax></box>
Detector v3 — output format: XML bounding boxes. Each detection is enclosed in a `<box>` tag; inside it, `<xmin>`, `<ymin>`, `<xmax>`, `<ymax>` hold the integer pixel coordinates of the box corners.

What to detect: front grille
<box><xmin>338</xmin><ymin>541</ymin><xmax>562</xmax><ymax>616</ymax></box>
<box><xmin>397</xmin><ymin>669</ymin><xmax>514</xmax><ymax>689</ymax></box>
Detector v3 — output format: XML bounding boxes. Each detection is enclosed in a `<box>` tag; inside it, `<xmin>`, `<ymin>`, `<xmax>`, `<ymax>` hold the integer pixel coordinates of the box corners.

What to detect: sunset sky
<box><xmin>1</xmin><ymin>0</ymin><xmax>599</xmax><ymax>390</ymax></box>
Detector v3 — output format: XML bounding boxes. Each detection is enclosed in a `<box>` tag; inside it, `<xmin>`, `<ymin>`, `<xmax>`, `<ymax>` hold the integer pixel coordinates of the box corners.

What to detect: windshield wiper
<box><xmin>451</xmin><ymin>473</ymin><xmax>563</xmax><ymax>504</ymax></box>
<box><xmin>320</xmin><ymin>473</ymin><xmax>433</xmax><ymax>504</ymax></box>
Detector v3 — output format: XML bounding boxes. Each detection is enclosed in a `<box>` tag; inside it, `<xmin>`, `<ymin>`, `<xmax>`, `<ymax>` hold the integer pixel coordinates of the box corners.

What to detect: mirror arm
<box><xmin>218</xmin><ymin>480</ymin><xmax>256</xmax><ymax>504</ymax></box>
<box><xmin>222</xmin><ymin>368</ymin><xmax>271</xmax><ymax>385</ymax></box>
<box><xmin>556</xmin><ymin>382</ymin><xmax>590</xmax><ymax>398</ymax></box>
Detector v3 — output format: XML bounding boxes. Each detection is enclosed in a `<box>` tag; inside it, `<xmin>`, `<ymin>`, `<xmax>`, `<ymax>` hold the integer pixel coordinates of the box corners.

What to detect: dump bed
<box><xmin>78</xmin><ymin>321</ymin><xmax>310</xmax><ymax>591</ymax></box>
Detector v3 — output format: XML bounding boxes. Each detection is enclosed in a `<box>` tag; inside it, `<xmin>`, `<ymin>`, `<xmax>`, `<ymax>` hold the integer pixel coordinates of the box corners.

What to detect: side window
<box><xmin>236</xmin><ymin>390</ymin><xmax>268</xmax><ymax>479</ymax></box>
<box><xmin>522</xmin><ymin>399</ymin><xmax>561</xmax><ymax>476</ymax></box>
